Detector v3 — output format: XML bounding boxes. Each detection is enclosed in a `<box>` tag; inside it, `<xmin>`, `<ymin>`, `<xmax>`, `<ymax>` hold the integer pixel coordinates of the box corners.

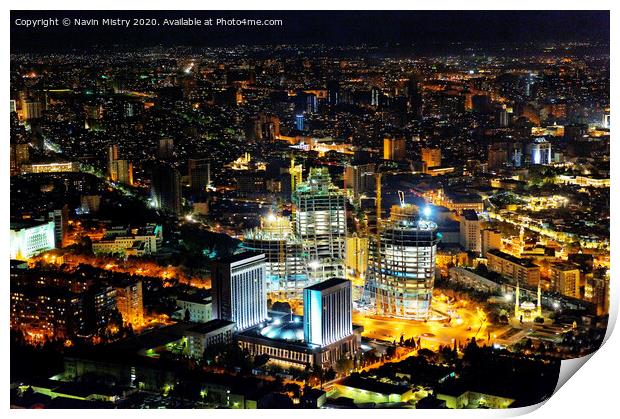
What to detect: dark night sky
<box><xmin>10</xmin><ymin>10</ymin><xmax>610</xmax><ymax>53</ymax></box>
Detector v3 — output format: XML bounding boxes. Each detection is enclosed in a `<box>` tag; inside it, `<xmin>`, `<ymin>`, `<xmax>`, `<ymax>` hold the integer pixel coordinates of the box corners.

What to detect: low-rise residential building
<box><xmin>185</xmin><ymin>319</ymin><xmax>236</xmax><ymax>359</ymax></box>
<box><xmin>173</xmin><ymin>294</ymin><xmax>213</xmax><ymax>323</ymax></box>
<box><xmin>486</xmin><ymin>249</ymin><xmax>540</xmax><ymax>286</ymax></box>
<box><xmin>92</xmin><ymin>224</ymin><xmax>162</xmax><ymax>257</ymax></box>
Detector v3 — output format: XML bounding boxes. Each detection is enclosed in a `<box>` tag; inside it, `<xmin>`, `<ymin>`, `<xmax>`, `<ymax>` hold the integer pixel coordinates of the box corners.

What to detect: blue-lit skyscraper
<box><xmin>530</xmin><ymin>137</ymin><xmax>552</xmax><ymax>165</ymax></box>
<box><xmin>303</xmin><ymin>278</ymin><xmax>352</xmax><ymax>347</ymax></box>
<box><xmin>211</xmin><ymin>252</ymin><xmax>268</xmax><ymax>331</ymax></box>
<box><xmin>295</xmin><ymin>113</ymin><xmax>305</xmax><ymax>131</ymax></box>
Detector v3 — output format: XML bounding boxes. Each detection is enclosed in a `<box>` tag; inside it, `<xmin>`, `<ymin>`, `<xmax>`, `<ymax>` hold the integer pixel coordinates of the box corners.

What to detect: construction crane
<box><xmin>398</xmin><ymin>190</ymin><xmax>405</xmax><ymax>207</ymax></box>
<box><xmin>373</xmin><ymin>169</ymin><xmax>383</xmax><ymax>315</ymax></box>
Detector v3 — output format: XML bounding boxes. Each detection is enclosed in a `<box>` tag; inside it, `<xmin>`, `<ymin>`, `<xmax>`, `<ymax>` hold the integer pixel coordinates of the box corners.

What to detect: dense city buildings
<box><xmin>9</xmin><ymin>9</ymin><xmax>609</xmax><ymax>410</ymax></box>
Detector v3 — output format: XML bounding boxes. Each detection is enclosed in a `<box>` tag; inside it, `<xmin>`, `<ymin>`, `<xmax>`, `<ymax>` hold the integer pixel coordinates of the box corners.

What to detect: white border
<box><xmin>3</xmin><ymin>2</ymin><xmax>617</xmax><ymax>418</ymax></box>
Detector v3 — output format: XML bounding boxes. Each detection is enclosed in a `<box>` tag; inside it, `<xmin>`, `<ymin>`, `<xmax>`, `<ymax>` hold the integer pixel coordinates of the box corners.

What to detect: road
<box><xmin>353</xmin><ymin>297</ymin><xmax>495</xmax><ymax>350</ymax></box>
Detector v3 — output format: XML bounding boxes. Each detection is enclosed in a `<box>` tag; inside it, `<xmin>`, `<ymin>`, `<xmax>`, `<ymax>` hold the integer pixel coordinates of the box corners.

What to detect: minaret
<box><xmin>515</xmin><ymin>280</ymin><xmax>520</xmax><ymax>318</ymax></box>
<box><xmin>536</xmin><ymin>280</ymin><xmax>542</xmax><ymax>317</ymax></box>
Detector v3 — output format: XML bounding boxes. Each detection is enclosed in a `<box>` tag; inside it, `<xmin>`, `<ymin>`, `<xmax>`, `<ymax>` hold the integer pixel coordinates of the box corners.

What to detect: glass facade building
<box><xmin>211</xmin><ymin>252</ymin><xmax>268</xmax><ymax>331</ymax></box>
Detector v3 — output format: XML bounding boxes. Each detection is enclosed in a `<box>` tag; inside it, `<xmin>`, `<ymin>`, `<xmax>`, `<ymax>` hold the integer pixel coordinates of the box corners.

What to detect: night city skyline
<box><xmin>9</xmin><ymin>9</ymin><xmax>610</xmax><ymax>411</ymax></box>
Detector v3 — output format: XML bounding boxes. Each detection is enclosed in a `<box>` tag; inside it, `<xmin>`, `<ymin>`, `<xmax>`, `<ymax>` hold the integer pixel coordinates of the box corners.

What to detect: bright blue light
<box><xmin>423</xmin><ymin>206</ymin><xmax>432</xmax><ymax>218</ymax></box>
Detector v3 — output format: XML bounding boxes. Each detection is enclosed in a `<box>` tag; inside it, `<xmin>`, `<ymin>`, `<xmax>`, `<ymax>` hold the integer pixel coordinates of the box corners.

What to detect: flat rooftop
<box><xmin>304</xmin><ymin>277</ymin><xmax>349</xmax><ymax>291</ymax></box>
<box><xmin>213</xmin><ymin>251</ymin><xmax>263</xmax><ymax>265</ymax></box>
<box><xmin>186</xmin><ymin>319</ymin><xmax>235</xmax><ymax>335</ymax></box>
<box><xmin>339</xmin><ymin>375</ymin><xmax>411</xmax><ymax>396</ymax></box>
<box><xmin>487</xmin><ymin>249</ymin><xmax>538</xmax><ymax>268</ymax></box>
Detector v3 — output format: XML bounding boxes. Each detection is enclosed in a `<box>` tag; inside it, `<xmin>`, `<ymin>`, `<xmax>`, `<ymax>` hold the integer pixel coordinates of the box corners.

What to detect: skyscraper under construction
<box><xmin>367</xmin><ymin>204</ymin><xmax>441</xmax><ymax>320</ymax></box>
<box><xmin>292</xmin><ymin>167</ymin><xmax>347</xmax><ymax>284</ymax></box>
<box><xmin>243</xmin><ymin>214</ymin><xmax>309</xmax><ymax>299</ymax></box>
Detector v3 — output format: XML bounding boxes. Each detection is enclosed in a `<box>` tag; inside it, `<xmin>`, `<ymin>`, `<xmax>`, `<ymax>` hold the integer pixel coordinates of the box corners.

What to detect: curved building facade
<box><xmin>243</xmin><ymin>215</ymin><xmax>309</xmax><ymax>299</ymax></box>
<box><xmin>367</xmin><ymin>205</ymin><xmax>441</xmax><ymax>320</ymax></box>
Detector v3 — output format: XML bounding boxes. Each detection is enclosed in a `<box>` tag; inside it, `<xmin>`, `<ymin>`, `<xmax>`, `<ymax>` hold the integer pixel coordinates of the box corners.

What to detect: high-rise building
<box><xmin>151</xmin><ymin>164</ymin><xmax>182</xmax><ymax>215</ymax></box>
<box><xmin>211</xmin><ymin>252</ymin><xmax>268</xmax><ymax>331</ymax></box>
<box><xmin>383</xmin><ymin>136</ymin><xmax>406</xmax><ymax>161</ymax></box>
<box><xmin>406</xmin><ymin>77</ymin><xmax>423</xmax><ymax>119</ymax></box>
<box><xmin>295</xmin><ymin>113</ymin><xmax>305</xmax><ymax>131</ymax></box>
<box><xmin>107</xmin><ymin>144</ymin><xmax>119</xmax><ymax>180</ymax></box>
<box><xmin>487</xmin><ymin>143</ymin><xmax>509</xmax><ymax>171</ymax></box>
<box><xmin>496</xmin><ymin>106</ymin><xmax>510</xmax><ymax>127</ymax></box>
<box><xmin>292</xmin><ymin>168</ymin><xmax>347</xmax><ymax>283</ymax></box>
<box><xmin>486</xmin><ymin>249</ymin><xmax>540</xmax><ymax>286</ymax></box>
<box><xmin>188</xmin><ymin>158</ymin><xmax>211</xmax><ymax>199</ymax></box>
<box><xmin>22</xmin><ymin>97</ymin><xmax>42</xmax><ymax>120</ymax></box>
<box><xmin>530</xmin><ymin>138</ymin><xmax>552</xmax><ymax>165</ymax></box>
<box><xmin>585</xmin><ymin>274</ymin><xmax>610</xmax><ymax>316</ymax></box>
<box><xmin>603</xmin><ymin>111</ymin><xmax>610</xmax><ymax>129</ymax></box>
<box><xmin>115</xmin><ymin>280</ymin><xmax>144</xmax><ymax>327</ymax></box>
<box><xmin>367</xmin><ymin>204</ymin><xmax>441</xmax><ymax>320</ymax></box>
<box><xmin>249</xmin><ymin>113</ymin><xmax>281</xmax><ymax>141</ymax></box>
<box><xmin>327</xmin><ymin>80</ymin><xmax>340</xmax><ymax>105</ymax></box>
<box><xmin>550</xmin><ymin>262</ymin><xmax>580</xmax><ymax>298</ymax></box>
<box><xmin>371</xmin><ymin>87</ymin><xmax>381</xmax><ymax>107</ymax></box>
<box><xmin>48</xmin><ymin>205</ymin><xmax>69</xmax><ymax>248</ymax></box>
<box><xmin>243</xmin><ymin>215</ymin><xmax>309</xmax><ymax>298</ymax></box>
<box><xmin>459</xmin><ymin>209</ymin><xmax>481</xmax><ymax>254</ymax></box>
<box><xmin>300</xmin><ymin>92</ymin><xmax>318</xmax><ymax>113</ymax></box>
<box><xmin>80</xmin><ymin>195</ymin><xmax>101</xmax><ymax>214</ymax></box>
<box><xmin>344</xmin><ymin>163</ymin><xmax>375</xmax><ymax>198</ymax></box>
<box><xmin>481</xmin><ymin>229</ymin><xmax>502</xmax><ymax>257</ymax></box>
<box><xmin>107</xmin><ymin>145</ymin><xmax>133</xmax><ymax>185</ymax></box>
<box><xmin>421</xmin><ymin>147</ymin><xmax>442</xmax><ymax>171</ymax></box>
<box><xmin>114</xmin><ymin>160</ymin><xmax>134</xmax><ymax>185</ymax></box>
<box><xmin>10</xmin><ymin>143</ymin><xmax>29</xmax><ymax>175</ymax></box>
<box><xmin>303</xmin><ymin>278</ymin><xmax>352</xmax><ymax>347</ymax></box>
<box><xmin>158</xmin><ymin>137</ymin><xmax>175</xmax><ymax>159</ymax></box>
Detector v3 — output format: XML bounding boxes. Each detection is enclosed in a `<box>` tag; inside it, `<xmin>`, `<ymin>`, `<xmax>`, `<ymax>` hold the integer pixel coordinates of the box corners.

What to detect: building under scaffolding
<box><xmin>243</xmin><ymin>215</ymin><xmax>309</xmax><ymax>299</ymax></box>
<box><xmin>367</xmin><ymin>204</ymin><xmax>441</xmax><ymax>320</ymax></box>
<box><xmin>292</xmin><ymin>167</ymin><xmax>347</xmax><ymax>284</ymax></box>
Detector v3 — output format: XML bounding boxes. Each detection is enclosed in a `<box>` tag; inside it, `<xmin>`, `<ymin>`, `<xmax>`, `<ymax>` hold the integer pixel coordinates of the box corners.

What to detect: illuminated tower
<box><xmin>295</xmin><ymin>113</ymin><xmax>305</xmax><ymax>131</ymax></box>
<box><xmin>514</xmin><ymin>280</ymin><xmax>520</xmax><ymax>319</ymax></box>
<box><xmin>368</xmin><ymin>204</ymin><xmax>441</xmax><ymax>320</ymax></box>
<box><xmin>107</xmin><ymin>144</ymin><xmax>119</xmax><ymax>180</ymax></box>
<box><xmin>530</xmin><ymin>137</ymin><xmax>552</xmax><ymax>165</ymax></box>
<box><xmin>421</xmin><ymin>147</ymin><xmax>442</xmax><ymax>172</ymax></box>
<box><xmin>211</xmin><ymin>252</ymin><xmax>268</xmax><ymax>331</ymax></box>
<box><xmin>303</xmin><ymin>278</ymin><xmax>352</xmax><ymax>347</ymax></box>
<box><xmin>383</xmin><ymin>135</ymin><xmax>406</xmax><ymax>161</ymax></box>
<box><xmin>293</xmin><ymin>168</ymin><xmax>347</xmax><ymax>284</ymax></box>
